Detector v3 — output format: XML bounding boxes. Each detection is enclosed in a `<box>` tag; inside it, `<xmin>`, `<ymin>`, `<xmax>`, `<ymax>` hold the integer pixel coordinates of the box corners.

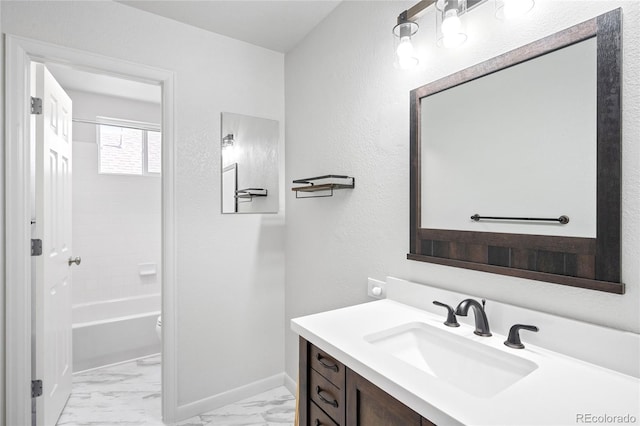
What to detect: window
<box><xmin>146</xmin><ymin>131</ymin><xmax>162</xmax><ymax>174</ymax></box>
<box><xmin>98</xmin><ymin>118</ymin><xmax>161</xmax><ymax>175</ymax></box>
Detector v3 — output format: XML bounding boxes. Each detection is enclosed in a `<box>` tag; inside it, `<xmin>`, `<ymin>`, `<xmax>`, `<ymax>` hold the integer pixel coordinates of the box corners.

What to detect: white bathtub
<box><xmin>72</xmin><ymin>294</ymin><xmax>161</xmax><ymax>372</ymax></box>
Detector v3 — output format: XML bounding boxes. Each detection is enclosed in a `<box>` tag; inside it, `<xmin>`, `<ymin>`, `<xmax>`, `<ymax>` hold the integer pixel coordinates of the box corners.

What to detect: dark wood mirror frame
<box><xmin>408</xmin><ymin>9</ymin><xmax>624</xmax><ymax>294</ymax></box>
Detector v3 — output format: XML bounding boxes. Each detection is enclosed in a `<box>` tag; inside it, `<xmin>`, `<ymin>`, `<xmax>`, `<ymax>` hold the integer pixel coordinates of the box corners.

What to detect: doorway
<box><xmin>5</xmin><ymin>35</ymin><xmax>178</xmax><ymax>425</ymax></box>
<box><xmin>37</xmin><ymin>62</ymin><xmax>163</xmax><ymax>424</ymax></box>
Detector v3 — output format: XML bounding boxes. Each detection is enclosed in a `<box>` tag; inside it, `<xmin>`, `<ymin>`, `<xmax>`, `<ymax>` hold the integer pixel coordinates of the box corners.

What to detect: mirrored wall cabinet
<box><xmin>408</xmin><ymin>9</ymin><xmax>623</xmax><ymax>294</ymax></box>
<box><xmin>221</xmin><ymin>112</ymin><xmax>279</xmax><ymax>214</ymax></box>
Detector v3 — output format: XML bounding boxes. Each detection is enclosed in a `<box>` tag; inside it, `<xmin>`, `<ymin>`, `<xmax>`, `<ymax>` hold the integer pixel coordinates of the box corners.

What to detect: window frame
<box><xmin>96</xmin><ymin>116</ymin><xmax>161</xmax><ymax>176</ymax></box>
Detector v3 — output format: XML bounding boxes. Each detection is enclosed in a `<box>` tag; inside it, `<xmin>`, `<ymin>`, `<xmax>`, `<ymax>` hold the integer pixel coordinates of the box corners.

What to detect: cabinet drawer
<box><xmin>310</xmin><ymin>369</ymin><xmax>344</xmax><ymax>425</ymax></box>
<box><xmin>310</xmin><ymin>344</ymin><xmax>345</xmax><ymax>387</ymax></box>
<box><xmin>310</xmin><ymin>401</ymin><xmax>338</xmax><ymax>426</ymax></box>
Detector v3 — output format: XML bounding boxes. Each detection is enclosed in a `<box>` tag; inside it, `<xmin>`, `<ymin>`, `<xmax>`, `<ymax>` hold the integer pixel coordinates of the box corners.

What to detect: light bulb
<box><xmin>441</xmin><ymin>9</ymin><xmax>461</xmax><ymax>36</ymax></box>
<box><xmin>439</xmin><ymin>8</ymin><xmax>467</xmax><ymax>48</ymax></box>
<box><xmin>396</xmin><ymin>36</ymin><xmax>418</xmax><ymax>69</ymax></box>
<box><xmin>503</xmin><ymin>0</ymin><xmax>534</xmax><ymax>18</ymax></box>
<box><xmin>396</xmin><ymin>36</ymin><xmax>414</xmax><ymax>58</ymax></box>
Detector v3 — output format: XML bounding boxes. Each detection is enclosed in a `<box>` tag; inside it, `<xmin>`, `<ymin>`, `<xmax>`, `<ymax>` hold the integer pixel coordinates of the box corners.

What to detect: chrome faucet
<box><xmin>455</xmin><ymin>299</ymin><xmax>492</xmax><ymax>337</ymax></box>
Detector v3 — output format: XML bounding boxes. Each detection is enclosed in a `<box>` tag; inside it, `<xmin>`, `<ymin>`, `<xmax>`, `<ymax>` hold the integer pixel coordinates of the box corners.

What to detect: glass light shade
<box><xmin>393</xmin><ymin>20</ymin><xmax>419</xmax><ymax>69</ymax></box>
<box><xmin>495</xmin><ymin>0</ymin><xmax>535</xmax><ymax>19</ymax></box>
<box><xmin>222</xmin><ymin>133</ymin><xmax>234</xmax><ymax>148</ymax></box>
<box><xmin>436</xmin><ymin>0</ymin><xmax>468</xmax><ymax>49</ymax></box>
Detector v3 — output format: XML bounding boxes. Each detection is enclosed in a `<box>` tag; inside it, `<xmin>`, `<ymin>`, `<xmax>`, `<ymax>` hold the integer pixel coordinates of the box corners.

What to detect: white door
<box><xmin>222</xmin><ymin>163</ymin><xmax>238</xmax><ymax>213</ymax></box>
<box><xmin>32</xmin><ymin>62</ymin><xmax>74</xmax><ymax>426</ymax></box>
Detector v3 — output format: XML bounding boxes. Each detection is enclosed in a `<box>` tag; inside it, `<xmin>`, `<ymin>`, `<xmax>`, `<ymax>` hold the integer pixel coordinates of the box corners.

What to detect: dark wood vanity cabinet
<box><xmin>346</xmin><ymin>368</ymin><xmax>435</xmax><ymax>426</ymax></box>
<box><xmin>301</xmin><ymin>338</ymin><xmax>345</xmax><ymax>426</ymax></box>
<box><xmin>299</xmin><ymin>337</ymin><xmax>436</xmax><ymax>426</ymax></box>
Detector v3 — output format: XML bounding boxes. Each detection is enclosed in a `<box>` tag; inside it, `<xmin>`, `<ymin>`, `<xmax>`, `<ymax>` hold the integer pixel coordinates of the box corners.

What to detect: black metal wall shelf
<box><xmin>292</xmin><ymin>175</ymin><xmax>355</xmax><ymax>198</ymax></box>
<box><xmin>235</xmin><ymin>188</ymin><xmax>268</xmax><ymax>201</ymax></box>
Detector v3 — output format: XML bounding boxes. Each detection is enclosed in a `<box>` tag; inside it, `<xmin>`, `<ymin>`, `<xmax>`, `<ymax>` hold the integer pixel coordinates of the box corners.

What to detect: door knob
<box><xmin>68</xmin><ymin>256</ymin><xmax>81</xmax><ymax>266</ymax></box>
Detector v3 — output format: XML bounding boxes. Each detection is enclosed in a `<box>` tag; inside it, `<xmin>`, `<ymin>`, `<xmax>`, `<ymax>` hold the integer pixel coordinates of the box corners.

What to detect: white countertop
<box><xmin>292</xmin><ymin>299</ymin><xmax>640</xmax><ymax>426</ymax></box>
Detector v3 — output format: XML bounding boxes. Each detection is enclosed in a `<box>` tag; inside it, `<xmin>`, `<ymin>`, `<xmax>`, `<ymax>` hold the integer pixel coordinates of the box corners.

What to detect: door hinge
<box><xmin>30</xmin><ymin>97</ymin><xmax>43</xmax><ymax>115</ymax></box>
<box><xmin>31</xmin><ymin>380</ymin><xmax>43</xmax><ymax>398</ymax></box>
<box><xmin>31</xmin><ymin>239</ymin><xmax>43</xmax><ymax>256</ymax></box>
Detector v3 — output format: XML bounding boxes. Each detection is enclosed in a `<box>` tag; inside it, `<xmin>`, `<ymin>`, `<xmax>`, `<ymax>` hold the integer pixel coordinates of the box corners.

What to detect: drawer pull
<box><xmin>316</xmin><ymin>353</ymin><xmax>339</xmax><ymax>372</ymax></box>
<box><xmin>316</xmin><ymin>386</ymin><xmax>338</xmax><ymax>407</ymax></box>
<box><xmin>315</xmin><ymin>420</ymin><xmax>321</xmax><ymax>426</ymax></box>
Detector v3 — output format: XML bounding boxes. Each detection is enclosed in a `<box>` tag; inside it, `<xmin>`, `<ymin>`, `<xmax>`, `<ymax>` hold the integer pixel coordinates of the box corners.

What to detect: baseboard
<box><xmin>73</xmin><ymin>352</ymin><xmax>161</xmax><ymax>375</ymax></box>
<box><xmin>284</xmin><ymin>373</ymin><xmax>297</xmax><ymax>396</ymax></box>
<box><xmin>73</xmin><ymin>344</ymin><xmax>160</xmax><ymax>373</ymax></box>
<box><xmin>175</xmin><ymin>373</ymin><xmax>286</xmax><ymax>421</ymax></box>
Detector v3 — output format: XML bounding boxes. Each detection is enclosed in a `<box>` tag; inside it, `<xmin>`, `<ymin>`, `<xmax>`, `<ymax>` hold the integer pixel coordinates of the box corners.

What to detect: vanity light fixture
<box><xmin>222</xmin><ymin>133</ymin><xmax>234</xmax><ymax>148</ymax></box>
<box><xmin>393</xmin><ymin>0</ymin><xmax>535</xmax><ymax>69</ymax></box>
<box><xmin>392</xmin><ymin>1</ymin><xmax>429</xmax><ymax>69</ymax></box>
<box><xmin>393</xmin><ymin>15</ymin><xmax>420</xmax><ymax>69</ymax></box>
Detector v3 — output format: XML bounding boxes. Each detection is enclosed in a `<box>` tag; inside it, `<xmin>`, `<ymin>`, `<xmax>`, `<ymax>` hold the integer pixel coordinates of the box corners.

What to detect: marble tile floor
<box><xmin>57</xmin><ymin>354</ymin><xmax>296</xmax><ymax>426</ymax></box>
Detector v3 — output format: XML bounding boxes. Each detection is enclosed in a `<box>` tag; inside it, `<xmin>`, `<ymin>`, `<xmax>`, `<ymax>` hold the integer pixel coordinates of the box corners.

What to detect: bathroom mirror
<box><xmin>221</xmin><ymin>112</ymin><xmax>279</xmax><ymax>214</ymax></box>
<box><xmin>408</xmin><ymin>9</ymin><xmax>623</xmax><ymax>293</ymax></box>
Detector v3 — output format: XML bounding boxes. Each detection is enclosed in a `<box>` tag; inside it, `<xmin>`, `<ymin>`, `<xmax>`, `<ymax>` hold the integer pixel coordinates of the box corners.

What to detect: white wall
<box><xmin>2</xmin><ymin>0</ymin><xmax>285</xmax><ymax>412</ymax></box>
<box><xmin>69</xmin><ymin>90</ymin><xmax>161</xmax><ymax>316</ymax></box>
<box><xmin>284</xmin><ymin>0</ymin><xmax>640</xmax><ymax>382</ymax></box>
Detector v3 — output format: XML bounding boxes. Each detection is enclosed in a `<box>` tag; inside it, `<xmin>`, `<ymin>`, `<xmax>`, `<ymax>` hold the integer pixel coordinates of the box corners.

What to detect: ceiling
<box><xmin>116</xmin><ymin>0</ymin><xmax>343</xmax><ymax>53</ymax></box>
<box><xmin>46</xmin><ymin>1</ymin><xmax>344</xmax><ymax>103</ymax></box>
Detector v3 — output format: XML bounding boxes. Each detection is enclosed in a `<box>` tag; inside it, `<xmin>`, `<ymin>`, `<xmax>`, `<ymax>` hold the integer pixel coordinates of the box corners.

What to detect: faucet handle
<box><xmin>504</xmin><ymin>324</ymin><xmax>539</xmax><ymax>349</ymax></box>
<box><xmin>433</xmin><ymin>301</ymin><xmax>460</xmax><ymax>327</ymax></box>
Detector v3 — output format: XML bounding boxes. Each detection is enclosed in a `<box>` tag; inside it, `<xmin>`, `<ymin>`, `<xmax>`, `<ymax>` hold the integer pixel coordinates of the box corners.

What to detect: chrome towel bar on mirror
<box><xmin>470</xmin><ymin>214</ymin><xmax>570</xmax><ymax>224</ymax></box>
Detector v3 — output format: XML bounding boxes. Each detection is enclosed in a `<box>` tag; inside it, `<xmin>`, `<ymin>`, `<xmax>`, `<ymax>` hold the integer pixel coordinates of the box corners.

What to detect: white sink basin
<box><xmin>365</xmin><ymin>322</ymin><xmax>538</xmax><ymax>398</ymax></box>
